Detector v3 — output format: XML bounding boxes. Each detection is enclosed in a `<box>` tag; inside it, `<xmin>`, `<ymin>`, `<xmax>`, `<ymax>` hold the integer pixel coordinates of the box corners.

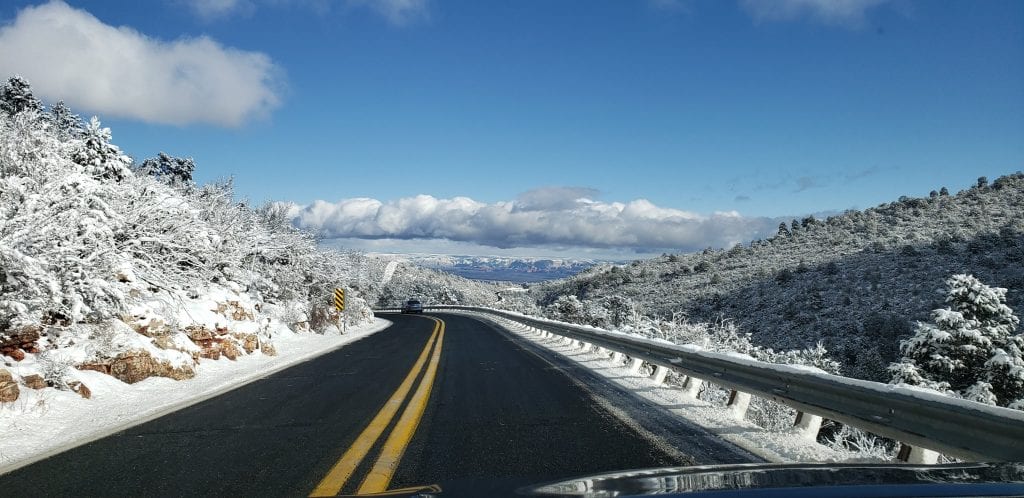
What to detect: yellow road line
<box><xmin>310</xmin><ymin>318</ymin><xmax>441</xmax><ymax>497</ymax></box>
<box><xmin>356</xmin><ymin>319</ymin><xmax>446</xmax><ymax>494</ymax></box>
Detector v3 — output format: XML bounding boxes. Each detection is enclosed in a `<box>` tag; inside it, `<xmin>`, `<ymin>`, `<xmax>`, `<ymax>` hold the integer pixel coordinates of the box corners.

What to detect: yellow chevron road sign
<box><xmin>334</xmin><ymin>288</ymin><xmax>345</xmax><ymax>312</ymax></box>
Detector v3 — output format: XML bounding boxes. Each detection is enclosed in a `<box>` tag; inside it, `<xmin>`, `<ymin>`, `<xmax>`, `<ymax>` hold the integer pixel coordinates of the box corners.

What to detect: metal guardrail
<box><xmin>379</xmin><ymin>305</ymin><xmax>1024</xmax><ymax>463</ymax></box>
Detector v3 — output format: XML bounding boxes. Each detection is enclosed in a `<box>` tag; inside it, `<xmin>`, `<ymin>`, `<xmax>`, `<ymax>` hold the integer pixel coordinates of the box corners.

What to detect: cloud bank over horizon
<box><xmin>0</xmin><ymin>1</ymin><xmax>283</xmax><ymax>127</ymax></box>
<box><xmin>289</xmin><ymin>188</ymin><xmax>780</xmax><ymax>254</ymax></box>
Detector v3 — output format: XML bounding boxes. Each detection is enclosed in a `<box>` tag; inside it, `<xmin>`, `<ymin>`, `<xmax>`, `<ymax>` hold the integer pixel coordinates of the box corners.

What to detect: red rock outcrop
<box><xmin>22</xmin><ymin>374</ymin><xmax>46</xmax><ymax>390</ymax></box>
<box><xmin>1</xmin><ymin>325</ymin><xmax>40</xmax><ymax>361</ymax></box>
<box><xmin>81</xmin><ymin>351</ymin><xmax>195</xmax><ymax>385</ymax></box>
<box><xmin>0</xmin><ymin>369</ymin><xmax>19</xmax><ymax>402</ymax></box>
<box><xmin>68</xmin><ymin>381</ymin><xmax>91</xmax><ymax>399</ymax></box>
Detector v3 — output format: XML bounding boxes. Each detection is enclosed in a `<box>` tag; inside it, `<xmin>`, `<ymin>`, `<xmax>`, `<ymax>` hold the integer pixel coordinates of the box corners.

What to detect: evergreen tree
<box><xmin>889</xmin><ymin>274</ymin><xmax>1024</xmax><ymax>409</ymax></box>
<box><xmin>939</xmin><ymin>186</ymin><xmax>949</xmax><ymax>196</ymax></box>
<box><xmin>136</xmin><ymin>152</ymin><xmax>196</xmax><ymax>185</ymax></box>
<box><xmin>777</xmin><ymin>222</ymin><xmax>790</xmax><ymax>237</ymax></box>
<box><xmin>72</xmin><ymin>117</ymin><xmax>132</xmax><ymax>182</ymax></box>
<box><xmin>48</xmin><ymin>100</ymin><xmax>84</xmax><ymax>140</ymax></box>
<box><xmin>0</xmin><ymin>76</ymin><xmax>43</xmax><ymax>116</ymax></box>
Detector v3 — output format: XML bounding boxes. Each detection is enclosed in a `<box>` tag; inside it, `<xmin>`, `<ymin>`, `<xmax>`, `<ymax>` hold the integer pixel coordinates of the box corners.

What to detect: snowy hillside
<box><xmin>351</xmin><ymin>254</ymin><xmax>506</xmax><ymax>307</ymax></box>
<box><xmin>532</xmin><ymin>174</ymin><xmax>1024</xmax><ymax>381</ymax></box>
<box><xmin>0</xmin><ymin>77</ymin><xmax>376</xmax><ymax>413</ymax></box>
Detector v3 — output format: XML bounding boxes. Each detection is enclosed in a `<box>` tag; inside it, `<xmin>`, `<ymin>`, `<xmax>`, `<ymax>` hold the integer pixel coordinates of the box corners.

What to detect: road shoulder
<box><xmin>0</xmin><ymin>318</ymin><xmax>391</xmax><ymax>475</ymax></box>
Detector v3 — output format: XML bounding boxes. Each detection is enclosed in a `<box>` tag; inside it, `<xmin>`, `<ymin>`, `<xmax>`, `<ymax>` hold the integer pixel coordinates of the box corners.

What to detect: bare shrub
<box><xmin>823</xmin><ymin>423</ymin><xmax>896</xmax><ymax>461</ymax></box>
<box><xmin>37</xmin><ymin>351</ymin><xmax>72</xmax><ymax>390</ymax></box>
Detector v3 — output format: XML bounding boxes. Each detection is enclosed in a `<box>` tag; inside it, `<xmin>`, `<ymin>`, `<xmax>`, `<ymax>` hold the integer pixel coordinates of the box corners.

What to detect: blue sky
<box><xmin>1</xmin><ymin>0</ymin><xmax>1022</xmax><ymax>258</ymax></box>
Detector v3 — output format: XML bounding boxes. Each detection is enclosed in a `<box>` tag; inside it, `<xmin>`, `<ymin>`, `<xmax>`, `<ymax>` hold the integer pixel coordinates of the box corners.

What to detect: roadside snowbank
<box><xmin>0</xmin><ymin>318</ymin><xmax>390</xmax><ymax>474</ymax></box>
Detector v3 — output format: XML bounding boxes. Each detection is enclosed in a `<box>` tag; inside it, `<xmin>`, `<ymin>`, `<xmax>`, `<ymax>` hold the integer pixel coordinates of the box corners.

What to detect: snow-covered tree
<box><xmin>0</xmin><ymin>76</ymin><xmax>42</xmax><ymax>116</ymax></box>
<box><xmin>889</xmin><ymin>274</ymin><xmax>1024</xmax><ymax>409</ymax></box>
<box><xmin>72</xmin><ymin>117</ymin><xmax>132</xmax><ymax>182</ymax></box>
<box><xmin>545</xmin><ymin>294</ymin><xmax>611</xmax><ymax>327</ymax></box>
<box><xmin>777</xmin><ymin>222</ymin><xmax>790</xmax><ymax>237</ymax></box>
<box><xmin>0</xmin><ymin>82</ymin><xmax>379</xmax><ymax>348</ymax></box>
<box><xmin>48</xmin><ymin>100</ymin><xmax>84</xmax><ymax>140</ymax></box>
<box><xmin>136</xmin><ymin>152</ymin><xmax>196</xmax><ymax>186</ymax></box>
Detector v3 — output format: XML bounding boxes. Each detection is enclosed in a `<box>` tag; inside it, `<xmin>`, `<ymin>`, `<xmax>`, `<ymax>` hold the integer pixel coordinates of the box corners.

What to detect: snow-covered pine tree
<box><xmin>0</xmin><ymin>76</ymin><xmax>43</xmax><ymax>116</ymax></box>
<box><xmin>777</xmin><ymin>222</ymin><xmax>790</xmax><ymax>237</ymax></box>
<box><xmin>48</xmin><ymin>100</ymin><xmax>84</xmax><ymax>140</ymax></box>
<box><xmin>135</xmin><ymin>152</ymin><xmax>196</xmax><ymax>186</ymax></box>
<box><xmin>72</xmin><ymin>117</ymin><xmax>132</xmax><ymax>182</ymax></box>
<box><xmin>889</xmin><ymin>274</ymin><xmax>1024</xmax><ymax>409</ymax></box>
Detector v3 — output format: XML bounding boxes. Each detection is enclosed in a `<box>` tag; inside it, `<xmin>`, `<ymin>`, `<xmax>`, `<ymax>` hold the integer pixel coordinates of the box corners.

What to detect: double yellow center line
<box><xmin>311</xmin><ymin>317</ymin><xmax>445</xmax><ymax>497</ymax></box>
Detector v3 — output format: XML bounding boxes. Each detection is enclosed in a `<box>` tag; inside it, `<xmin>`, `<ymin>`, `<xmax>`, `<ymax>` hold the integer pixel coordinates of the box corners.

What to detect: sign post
<box><xmin>334</xmin><ymin>288</ymin><xmax>346</xmax><ymax>334</ymax></box>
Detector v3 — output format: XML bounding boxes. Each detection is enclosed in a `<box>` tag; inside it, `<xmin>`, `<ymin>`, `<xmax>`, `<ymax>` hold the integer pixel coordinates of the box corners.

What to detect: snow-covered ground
<box><xmin>459</xmin><ymin>311</ymin><xmax>857</xmax><ymax>463</ymax></box>
<box><xmin>0</xmin><ymin>318</ymin><xmax>390</xmax><ymax>475</ymax></box>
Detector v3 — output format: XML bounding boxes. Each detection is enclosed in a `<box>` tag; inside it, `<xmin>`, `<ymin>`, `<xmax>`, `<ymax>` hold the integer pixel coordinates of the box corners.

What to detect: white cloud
<box><xmin>191</xmin><ymin>0</ymin><xmax>430</xmax><ymax>25</ymax></box>
<box><xmin>740</xmin><ymin>0</ymin><xmax>890</xmax><ymax>27</ymax></box>
<box><xmin>513</xmin><ymin>186</ymin><xmax>600</xmax><ymax>212</ymax></box>
<box><xmin>183</xmin><ymin>0</ymin><xmax>254</xmax><ymax>20</ymax></box>
<box><xmin>290</xmin><ymin>189</ymin><xmax>779</xmax><ymax>253</ymax></box>
<box><xmin>345</xmin><ymin>0</ymin><xmax>430</xmax><ymax>26</ymax></box>
<box><xmin>0</xmin><ymin>1</ymin><xmax>283</xmax><ymax>127</ymax></box>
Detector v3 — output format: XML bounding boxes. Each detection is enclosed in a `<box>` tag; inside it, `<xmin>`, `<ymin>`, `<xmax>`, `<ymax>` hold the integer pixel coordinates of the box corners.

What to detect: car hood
<box><xmin>518</xmin><ymin>462</ymin><xmax>1024</xmax><ymax>497</ymax></box>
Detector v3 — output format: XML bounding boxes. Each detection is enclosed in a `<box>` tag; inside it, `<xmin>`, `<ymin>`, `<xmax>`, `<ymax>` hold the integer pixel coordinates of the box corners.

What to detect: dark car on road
<box><xmin>401</xmin><ymin>299</ymin><xmax>424</xmax><ymax>314</ymax></box>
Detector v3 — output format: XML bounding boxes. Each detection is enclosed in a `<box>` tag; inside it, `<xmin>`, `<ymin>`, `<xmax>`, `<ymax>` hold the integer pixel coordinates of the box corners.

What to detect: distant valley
<box><xmin>371</xmin><ymin>254</ymin><xmax>602</xmax><ymax>283</ymax></box>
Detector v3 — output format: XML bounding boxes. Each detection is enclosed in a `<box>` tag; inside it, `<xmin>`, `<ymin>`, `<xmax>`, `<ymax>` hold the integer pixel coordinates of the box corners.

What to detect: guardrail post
<box><xmin>681</xmin><ymin>376</ymin><xmax>701</xmax><ymax>398</ymax></box>
<box><xmin>609</xmin><ymin>351</ymin><xmax>623</xmax><ymax>364</ymax></box>
<box><xmin>792</xmin><ymin>411</ymin><xmax>823</xmax><ymax>441</ymax></box>
<box><xmin>595</xmin><ymin>346</ymin><xmax>608</xmax><ymax>356</ymax></box>
<box><xmin>726</xmin><ymin>390</ymin><xmax>751</xmax><ymax>420</ymax></box>
<box><xmin>897</xmin><ymin>444</ymin><xmax>939</xmax><ymax>464</ymax></box>
<box><xmin>580</xmin><ymin>342</ymin><xmax>592</xmax><ymax>352</ymax></box>
<box><xmin>651</xmin><ymin>365</ymin><xmax>669</xmax><ymax>386</ymax></box>
<box><xmin>628</xmin><ymin>358</ymin><xmax>645</xmax><ymax>374</ymax></box>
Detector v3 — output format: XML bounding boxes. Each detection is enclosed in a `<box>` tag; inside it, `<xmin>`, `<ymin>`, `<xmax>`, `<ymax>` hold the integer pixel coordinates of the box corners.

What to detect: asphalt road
<box><xmin>1</xmin><ymin>312</ymin><xmax>756</xmax><ymax>497</ymax></box>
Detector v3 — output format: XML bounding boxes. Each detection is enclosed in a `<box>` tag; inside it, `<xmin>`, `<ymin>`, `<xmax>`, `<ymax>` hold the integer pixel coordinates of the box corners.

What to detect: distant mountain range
<box><xmin>369</xmin><ymin>254</ymin><xmax>603</xmax><ymax>283</ymax></box>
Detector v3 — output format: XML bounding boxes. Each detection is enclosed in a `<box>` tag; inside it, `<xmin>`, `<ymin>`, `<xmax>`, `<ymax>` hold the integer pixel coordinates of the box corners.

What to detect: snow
<box><xmin>447</xmin><ymin>307</ymin><xmax>1024</xmax><ymax>464</ymax></box>
<box><xmin>381</xmin><ymin>260</ymin><xmax>399</xmax><ymax>286</ymax></box>
<box><xmin>452</xmin><ymin>310</ymin><xmax>854</xmax><ymax>464</ymax></box>
<box><xmin>459</xmin><ymin>305</ymin><xmax>1024</xmax><ymax>420</ymax></box>
<box><xmin>0</xmin><ymin>318</ymin><xmax>390</xmax><ymax>474</ymax></box>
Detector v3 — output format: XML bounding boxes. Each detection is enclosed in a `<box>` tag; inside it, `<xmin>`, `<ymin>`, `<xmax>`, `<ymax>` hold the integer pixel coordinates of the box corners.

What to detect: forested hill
<box><xmin>532</xmin><ymin>174</ymin><xmax>1024</xmax><ymax>380</ymax></box>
